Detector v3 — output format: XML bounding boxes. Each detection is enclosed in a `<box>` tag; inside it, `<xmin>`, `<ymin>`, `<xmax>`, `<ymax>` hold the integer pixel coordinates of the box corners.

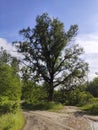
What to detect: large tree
<box><xmin>16</xmin><ymin>13</ymin><xmax>88</xmax><ymax>101</ymax></box>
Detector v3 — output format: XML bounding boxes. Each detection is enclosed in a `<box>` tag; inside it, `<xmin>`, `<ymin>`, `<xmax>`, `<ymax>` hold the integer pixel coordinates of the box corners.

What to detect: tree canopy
<box><xmin>16</xmin><ymin>13</ymin><xmax>88</xmax><ymax>101</ymax></box>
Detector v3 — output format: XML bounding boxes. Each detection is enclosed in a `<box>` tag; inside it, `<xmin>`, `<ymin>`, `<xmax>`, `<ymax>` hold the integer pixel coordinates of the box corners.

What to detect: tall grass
<box><xmin>0</xmin><ymin>110</ymin><xmax>24</xmax><ymax>130</ymax></box>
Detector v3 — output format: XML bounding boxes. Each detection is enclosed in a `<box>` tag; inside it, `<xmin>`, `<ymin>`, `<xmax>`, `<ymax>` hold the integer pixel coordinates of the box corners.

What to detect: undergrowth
<box><xmin>22</xmin><ymin>101</ymin><xmax>64</xmax><ymax>111</ymax></box>
<box><xmin>80</xmin><ymin>102</ymin><xmax>98</xmax><ymax>115</ymax></box>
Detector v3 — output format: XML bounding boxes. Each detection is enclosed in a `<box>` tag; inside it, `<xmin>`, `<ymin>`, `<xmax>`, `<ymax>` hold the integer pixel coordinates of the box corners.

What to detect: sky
<box><xmin>0</xmin><ymin>0</ymin><xmax>98</xmax><ymax>80</ymax></box>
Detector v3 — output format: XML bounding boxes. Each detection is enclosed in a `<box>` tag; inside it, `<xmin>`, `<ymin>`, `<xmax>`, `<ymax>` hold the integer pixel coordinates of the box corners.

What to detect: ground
<box><xmin>23</xmin><ymin>106</ymin><xmax>94</xmax><ymax>130</ymax></box>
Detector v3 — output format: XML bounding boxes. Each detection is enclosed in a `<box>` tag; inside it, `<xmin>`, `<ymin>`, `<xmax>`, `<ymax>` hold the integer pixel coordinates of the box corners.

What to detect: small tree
<box><xmin>0</xmin><ymin>47</ymin><xmax>11</xmax><ymax>65</ymax></box>
<box><xmin>0</xmin><ymin>64</ymin><xmax>21</xmax><ymax>113</ymax></box>
<box><xmin>16</xmin><ymin>13</ymin><xmax>88</xmax><ymax>101</ymax></box>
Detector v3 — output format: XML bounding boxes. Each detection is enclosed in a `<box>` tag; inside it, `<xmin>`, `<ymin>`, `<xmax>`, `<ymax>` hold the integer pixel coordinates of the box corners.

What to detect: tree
<box><xmin>0</xmin><ymin>64</ymin><xmax>21</xmax><ymax>113</ymax></box>
<box><xmin>11</xmin><ymin>57</ymin><xmax>20</xmax><ymax>74</ymax></box>
<box><xmin>86</xmin><ymin>77</ymin><xmax>98</xmax><ymax>97</ymax></box>
<box><xmin>0</xmin><ymin>47</ymin><xmax>11</xmax><ymax>65</ymax></box>
<box><xmin>15</xmin><ymin>13</ymin><xmax>88</xmax><ymax>101</ymax></box>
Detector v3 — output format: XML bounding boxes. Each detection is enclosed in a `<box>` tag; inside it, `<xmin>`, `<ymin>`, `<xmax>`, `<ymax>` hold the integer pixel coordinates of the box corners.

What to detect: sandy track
<box><xmin>23</xmin><ymin>106</ymin><xmax>92</xmax><ymax>130</ymax></box>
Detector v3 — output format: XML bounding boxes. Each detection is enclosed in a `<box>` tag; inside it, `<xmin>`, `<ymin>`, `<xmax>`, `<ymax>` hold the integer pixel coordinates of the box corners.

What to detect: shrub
<box><xmin>89</xmin><ymin>97</ymin><xmax>98</xmax><ymax>104</ymax></box>
<box><xmin>78</xmin><ymin>92</ymin><xmax>93</xmax><ymax>106</ymax></box>
<box><xmin>22</xmin><ymin>80</ymin><xmax>47</xmax><ymax>103</ymax></box>
<box><xmin>81</xmin><ymin>103</ymin><xmax>98</xmax><ymax>115</ymax></box>
<box><xmin>89</xmin><ymin>104</ymin><xmax>98</xmax><ymax>114</ymax></box>
<box><xmin>54</xmin><ymin>84</ymin><xmax>90</xmax><ymax>106</ymax></box>
<box><xmin>0</xmin><ymin>96</ymin><xmax>20</xmax><ymax>113</ymax></box>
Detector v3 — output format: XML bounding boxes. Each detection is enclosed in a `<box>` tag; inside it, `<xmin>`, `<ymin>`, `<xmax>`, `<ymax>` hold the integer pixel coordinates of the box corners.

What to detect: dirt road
<box><xmin>23</xmin><ymin>106</ymin><xmax>92</xmax><ymax>130</ymax></box>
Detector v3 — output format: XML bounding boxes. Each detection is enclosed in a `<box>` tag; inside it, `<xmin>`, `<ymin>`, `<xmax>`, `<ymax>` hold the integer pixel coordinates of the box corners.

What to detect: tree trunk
<box><xmin>48</xmin><ymin>83</ymin><xmax>54</xmax><ymax>102</ymax></box>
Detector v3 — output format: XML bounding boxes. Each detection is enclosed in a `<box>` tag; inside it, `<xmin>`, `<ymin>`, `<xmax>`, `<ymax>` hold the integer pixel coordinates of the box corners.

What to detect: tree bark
<box><xmin>48</xmin><ymin>83</ymin><xmax>54</xmax><ymax>101</ymax></box>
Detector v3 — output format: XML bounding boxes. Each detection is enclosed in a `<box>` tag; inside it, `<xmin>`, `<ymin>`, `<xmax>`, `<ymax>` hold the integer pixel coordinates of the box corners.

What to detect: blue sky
<box><xmin>0</xmin><ymin>0</ymin><xmax>98</xmax><ymax>80</ymax></box>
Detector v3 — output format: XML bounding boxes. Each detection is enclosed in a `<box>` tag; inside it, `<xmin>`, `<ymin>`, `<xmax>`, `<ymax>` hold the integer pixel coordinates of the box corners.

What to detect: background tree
<box><xmin>0</xmin><ymin>47</ymin><xmax>11</xmax><ymax>65</ymax></box>
<box><xmin>11</xmin><ymin>57</ymin><xmax>20</xmax><ymax>75</ymax></box>
<box><xmin>86</xmin><ymin>77</ymin><xmax>98</xmax><ymax>97</ymax></box>
<box><xmin>16</xmin><ymin>13</ymin><xmax>88</xmax><ymax>101</ymax></box>
<box><xmin>0</xmin><ymin>47</ymin><xmax>20</xmax><ymax>74</ymax></box>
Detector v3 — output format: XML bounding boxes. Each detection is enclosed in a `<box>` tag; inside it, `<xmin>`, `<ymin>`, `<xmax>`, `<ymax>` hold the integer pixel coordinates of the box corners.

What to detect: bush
<box><xmin>89</xmin><ymin>97</ymin><xmax>98</xmax><ymax>104</ymax></box>
<box><xmin>80</xmin><ymin>97</ymin><xmax>98</xmax><ymax>115</ymax></box>
<box><xmin>0</xmin><ymin>96</ymin><xmax>20</xmax><ymax>113</ymax></box>
<box><xmin>81</xmin><ymin>103</ymin><xmax>98</xmax><ymax>115</ymax></box>
<box><xmin>22</xmin><ymin>81</ymin><xmax>47</xmax><ymax>103</ymax></box>
<box><xmin>54</xmin><ymin>85</ymin><xmax>91</xmax><ymax>106</ymax></box>
<box><xmin>89</xmin><ymin>104</ymin><xmax>98</xmax><ymax>114</ymax></box>
<box><xmin>78</xmin><ymin>92</ymin><xmax>93</xmax><ymax>106</ymax></box>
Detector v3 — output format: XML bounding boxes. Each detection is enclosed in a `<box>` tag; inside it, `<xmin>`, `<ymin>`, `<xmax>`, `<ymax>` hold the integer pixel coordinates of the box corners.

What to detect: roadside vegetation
<box><xmin>22</xmin><ymin>101</ymin><xmax>63</xmax><ymax>111</ymax></box>
<box><xmin>0</xmin><ymin>48</ymin><xmax>24</xmax><ymax>130</ymax></box>
<box><xmin>0</xmin><ymin>110</ymin><xmax>24</xmax><ymax>130</ymax></box>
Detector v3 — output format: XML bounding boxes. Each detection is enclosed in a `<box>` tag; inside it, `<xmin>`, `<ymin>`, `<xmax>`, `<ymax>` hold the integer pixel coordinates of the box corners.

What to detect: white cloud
<box><xmin>76</xmin><ymin>34</ymin><xmax>98</xmax><ymax>80</ymax></box>
<box><xmin>0</xmin><ymin>38</ymin><xmax>23</xmax><ymax>59</ymax></box>
<box><xmin>76</xmin><ymin>34</ymin><xmax>98</xmax><ymax>53</ymax></box>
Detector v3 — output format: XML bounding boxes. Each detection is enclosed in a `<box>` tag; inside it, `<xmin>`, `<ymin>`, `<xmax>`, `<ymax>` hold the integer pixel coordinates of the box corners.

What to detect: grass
<box><xmin>22</xmin><ymin>101</ymin><xmax>64</xmax><ymax>111</ymax></box>
<box><xmin>0</xmin><ymin>110</ymin><xmax>25</xmax><ymax>130</ymax></box>
<box><xmin>47</xmin><ymin>102</ymin><xmax>64</xmax><ymax>111</ymax></box>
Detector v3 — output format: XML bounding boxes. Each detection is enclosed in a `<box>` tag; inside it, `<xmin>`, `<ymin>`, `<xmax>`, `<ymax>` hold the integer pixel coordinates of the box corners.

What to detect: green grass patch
<box><xmin>0</xmin><ymin>110</ymin><xmax>25</xmax><ymax>130</ymax></box>
<box><xmin>47</xmin><ymin>102</ymin><xmax>64</xmax><ymax>112</ymax></box>
<box><xmin>22</xmin><ymin>101</ymin><xmax>64</xmax><ymax>111</ymax></box>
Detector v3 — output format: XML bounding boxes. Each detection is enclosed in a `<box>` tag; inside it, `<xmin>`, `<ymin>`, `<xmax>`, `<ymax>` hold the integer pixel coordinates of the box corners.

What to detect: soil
<box><xmin>23</xmin><ymin>106</ymin><xmax>93</xmax><ymax>130</ymax></box>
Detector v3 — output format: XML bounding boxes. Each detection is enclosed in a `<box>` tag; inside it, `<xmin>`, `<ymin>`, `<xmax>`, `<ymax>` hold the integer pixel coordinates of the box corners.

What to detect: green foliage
<box><xmin>86</xmin><ymin>77</ymin><xmax>98</xmax><ymax>97</ymax></box>
<box><xmin>64</xmin><ymin>90</ymin><xmax>80</xmax><ymax>106</ymax></box>
<box><xmin>77</xmin><ymin>92</ymin><xmax>93</xmax><ymax>106</ymax></box>
<box><xmin>81</xmin><ymin>103</ymin><xmax>98</xmax><ymax>115</ymax></box>
<box><xmin>22</xmin><ymin>101</ymin><xmax>63</xmax><ymax>111</ymax></box>
<box><xmin>0</xmin><ymin>96</ymin><xmax>20</xmax><ymax>113</ymax></box>
<box><xmin>22</xmin><ymin>80</ymin><xmax>47</xmax><ymax>103</ymax></box>
<box><xmin>11</xmin><ymin>57</ymin><xmax>20</xmax><ymax>74</ymax></box>
<box><xmin>0</xmin><ymin>64</ymin><xmax>21</xmax><ymax>100</ymax></box>
<box><xmin>54</xmin><ymin>84</ymin><xmax>93</xmax><ymax>106</ymax></box>
<box><xmin>89</xmin><ymin>97</ymin><xmax>98</xmax><ymax>103</ymax></box>
<box><xmin>0</xmin><ymin>64</ymin><xmax>21</xmax><ymax>113</ymax></box>
<box><xmin>54</xmin><ymin>90</ymin><xmax>66</xmax><ymax>104</ymax></box>
<box><xmin>15</xmin><ymin>13</ymin><xmax>88</xmax><ymax>101</ymax></box>
<box><xmin>88</xmin><ymin>104</ymin><xmax>98</xmax><ymax>115</ymax></box>
<box><xmin>80</xmin><ymin>97</ymin><xmax>98</xmax><ymax>115</ymax></box>
<box><xmin>0</xmin><ymin>110</ymin><xmax>24</xmax><ymax>130</ymax></box>
<box><xmin>0</xmin><ymin>47</ymin><xmax>11</xmax><ymax>65</ymax></box>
